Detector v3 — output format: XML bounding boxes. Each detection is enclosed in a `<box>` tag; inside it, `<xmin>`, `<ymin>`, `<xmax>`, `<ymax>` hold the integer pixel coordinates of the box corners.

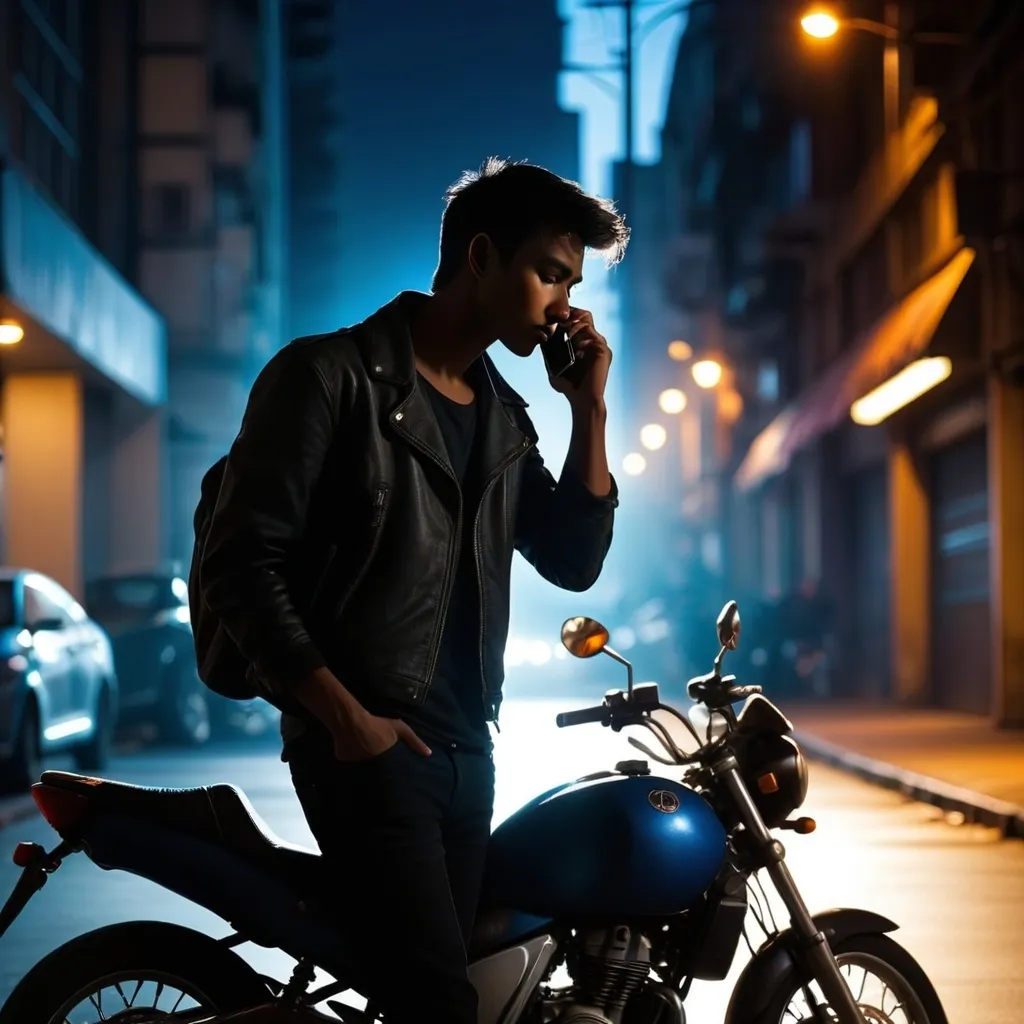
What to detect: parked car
<box><xmin>85</xmin><ymin>572</ymin><xmax>270</xmax><ymax>747</ymax></box>
<box><xmin>0</xmin><ymin>568</ymin><xmax>117</xmax><ymax>792</ymax></box>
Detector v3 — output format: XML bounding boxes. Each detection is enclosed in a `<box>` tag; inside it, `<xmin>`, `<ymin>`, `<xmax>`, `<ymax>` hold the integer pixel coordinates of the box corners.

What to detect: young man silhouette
<box><xmin>200</xmin><ymin>158</ymin><xmax>629</xmax><ymax>1022</ymax></box>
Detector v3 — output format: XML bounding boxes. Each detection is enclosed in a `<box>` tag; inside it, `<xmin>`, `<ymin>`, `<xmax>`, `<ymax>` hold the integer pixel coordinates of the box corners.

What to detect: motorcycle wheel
<box><xmin>0</xmin><ymin>920</ymin><xmax>271</xmax><ymax>1024</ymax></box>
<box><xmin>763</xmin><ymin>933</ymin><xmax>948</xmax><ymax>1024</ymax></box>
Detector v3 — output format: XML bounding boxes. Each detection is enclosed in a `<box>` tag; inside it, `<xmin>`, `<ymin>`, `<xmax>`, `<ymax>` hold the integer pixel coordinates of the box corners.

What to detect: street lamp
<box><xmin>800</xmin><ymin>5</ymin><xmax>965</xmax><ymax>140</ymax></box>
<box><xmin>0</xmin><ymin>320</ymin><xmax>24</xmax><ymax>345</ymax></box>
<box><xmin>658</xmin><ymin>388</ymin><xmax>687</xmax><ymax>414</ymax></box>
<box><xmin>640</xmin><ymin>423</ymin><xmax>668</xmax><ymax>451</ymax></box>
<box><xmin>622</xmin><ymin>452</ymin><xmax>647</xmax><ymax>476</ymax></box>
<box><xmin>801</xmin><ymin>4</ymin><xmax>901</xmax><ymax>138</ymax></box>
<box><xmin>800</xmin><ymin>10</ymin><xmax>839</xmax><ymax>38</ymax></box>
<box><xmin>692</xmin><ymin>358</ymin><xmax>724</xmax><ymax>389</ymax></box>
<box><xmin>667</xmin><ymin>339</ymin><xmax>693</xmax><ymax>362</ymax></box>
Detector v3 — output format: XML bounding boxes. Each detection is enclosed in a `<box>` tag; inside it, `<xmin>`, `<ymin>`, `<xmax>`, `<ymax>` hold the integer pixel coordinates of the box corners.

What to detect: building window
<box><xmin>14</xmin><ymin>2</ymin><xmax>82</xmax><ymax>219</ymax></box>
<box><xmin>154</xmin><ymin>183</ymin><xmax>193</xmax><ymax>236</ymax></box>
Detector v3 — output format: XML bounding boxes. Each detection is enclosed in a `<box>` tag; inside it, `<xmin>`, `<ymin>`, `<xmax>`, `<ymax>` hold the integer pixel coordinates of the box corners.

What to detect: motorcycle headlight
<box><xmin>739</xmin><ymin>731</ymin><xmax>809</xmax><ymax>828</ymax></box>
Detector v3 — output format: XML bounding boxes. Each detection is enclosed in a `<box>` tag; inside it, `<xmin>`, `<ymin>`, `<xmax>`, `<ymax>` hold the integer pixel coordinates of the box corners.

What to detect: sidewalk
<box><xmin>789</xmin><ymin>703</ymin><xmax>1024</xmax><ymax>839</ymax></box>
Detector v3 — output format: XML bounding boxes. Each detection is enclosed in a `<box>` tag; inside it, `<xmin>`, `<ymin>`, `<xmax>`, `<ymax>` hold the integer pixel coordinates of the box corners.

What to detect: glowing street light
<box><xmin>622</xmin><ymin>452</ymin><xmax>647</xmax><ymax>476</ymax></box>
<box><xmin>0</xmin><ymin>320</ymin><xmax>24</xmax><ymax>345</ymax></box>
<box><xmin>667</xmin><ymin>340</ymin><xmax>693</xmax><ymax>362</ymax></box>
<box><xmin>640</xmin><ymin>423</ymin><xmax>668</xmax><ymax>451</ymax></box>
<box><xmin>801</xmin><ymin>10</ymin><xmax>840</xmax><ymax>38</ymax></box>
<box><xmin>658</xmin><ymin>388</ymin><xmax>687</xmax><ymax>414</ymax></box>
<box><xmin>692</xmin><ymin>359</ymin><xmax>724</xmax><ymax>389</ymax></box>
<box><xmin>850</xmin><ymin>357</ymin><xmax>952</xmax><ymax>425</ymax></box>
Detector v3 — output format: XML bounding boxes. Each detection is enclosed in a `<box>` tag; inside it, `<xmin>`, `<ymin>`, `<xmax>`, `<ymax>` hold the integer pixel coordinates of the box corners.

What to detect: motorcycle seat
<box><xmin>37</xmin><ymin>770</ymin><xmax>323</xmax><ymax>893</ymax></box>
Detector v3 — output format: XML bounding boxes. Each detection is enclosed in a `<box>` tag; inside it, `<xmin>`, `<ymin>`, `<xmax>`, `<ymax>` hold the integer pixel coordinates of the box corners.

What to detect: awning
<box><xmin>1</xmin><ymin>168</ymin><xmax>166</xmax><ymax>406</ymax></box>
<box><xmin>734</xmin><ymin>247</ymin><xmax>976</xmax><ymax>493</ymax></box>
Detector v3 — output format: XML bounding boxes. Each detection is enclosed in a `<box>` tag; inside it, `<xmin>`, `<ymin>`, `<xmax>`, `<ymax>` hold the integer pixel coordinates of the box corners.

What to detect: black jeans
<box><xmin>287</xmin><ymin>735</ymin><xmax>495</xmax><ymax>1023</ymax></box>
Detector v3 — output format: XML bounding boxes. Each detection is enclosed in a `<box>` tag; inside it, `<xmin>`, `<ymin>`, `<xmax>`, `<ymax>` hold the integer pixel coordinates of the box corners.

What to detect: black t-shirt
<box><xmin>369</xmin><ymin>374</ymin><xmax>493</xmax><ymax>752</ymax></box>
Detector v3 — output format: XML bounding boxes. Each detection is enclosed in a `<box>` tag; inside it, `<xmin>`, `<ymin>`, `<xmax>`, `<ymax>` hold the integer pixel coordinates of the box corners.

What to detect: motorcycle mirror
<box><xmin>561</xmin><ymin>616</ymin><xmax>610</xmax><ymax>659</ymax></box>
<box><xmin>716</xmin><ymin>601</ymin><xmax>741</xmax><ymax>651</ymax></box>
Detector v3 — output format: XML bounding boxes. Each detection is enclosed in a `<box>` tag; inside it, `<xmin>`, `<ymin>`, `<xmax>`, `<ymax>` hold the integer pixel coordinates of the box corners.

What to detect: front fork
<box><xmin>714</xmin><ymin>758</ymin><xmax>866</xmax><ymax>1024</ymax></box>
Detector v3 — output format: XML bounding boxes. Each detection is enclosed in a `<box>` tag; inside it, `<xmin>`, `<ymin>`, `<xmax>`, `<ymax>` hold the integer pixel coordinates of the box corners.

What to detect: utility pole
<box><xmin>574</xmin><ymin>0</ymin><xmax>636</xmax><ymax>217</ymax></box>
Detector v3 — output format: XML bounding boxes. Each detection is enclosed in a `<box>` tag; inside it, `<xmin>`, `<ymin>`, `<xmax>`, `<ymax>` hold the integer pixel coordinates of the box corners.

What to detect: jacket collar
<box><xmin>363</xmin><ymin>292</ymin><xmax>536</xmax><ymax>487</ymax></box>
<box><xmin>364</xmin><ymin>291</ymin><xmax>530</xmax><ymax>409</ymax></box>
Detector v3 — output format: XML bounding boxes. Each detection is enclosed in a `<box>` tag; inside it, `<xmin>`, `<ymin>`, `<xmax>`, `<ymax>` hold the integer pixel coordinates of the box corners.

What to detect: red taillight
<box><xmin>30</xmin><ymin>785</ymin><xmax>89</xmax><ymax>832</ymax></box>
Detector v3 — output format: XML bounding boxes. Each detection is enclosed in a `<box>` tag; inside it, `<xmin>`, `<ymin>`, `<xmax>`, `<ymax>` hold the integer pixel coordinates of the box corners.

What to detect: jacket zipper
<box><xmin>390</xmin><ymin>427</ymin><xmax>461</xmax><ymax>690</ymax></box>
<box><xmin>474</xmin><ymin>436</ymin><xmax>533</xmax><ymax>723</ymax></box>
<box><xmin>334</xmin><ymin>485</ymin><xmax>390</xmax><ymax>622</ymax></box>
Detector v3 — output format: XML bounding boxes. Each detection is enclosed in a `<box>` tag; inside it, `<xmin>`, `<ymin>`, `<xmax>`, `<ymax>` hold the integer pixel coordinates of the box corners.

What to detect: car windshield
<box><xmin>86</xmin><ymin>577</ymin><xmax>183</xmax><ymax>625</ymax></box>
<box><xmin>0</xmin><ymin>581</ymin><xmax>15</xmax><ymax>628</ymax></box>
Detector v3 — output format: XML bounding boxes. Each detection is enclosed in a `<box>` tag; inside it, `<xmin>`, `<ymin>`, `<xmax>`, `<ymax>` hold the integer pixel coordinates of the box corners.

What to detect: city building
<box><xmin>134</xmin><ymin>0</ymin><xmax>286</xmax><ymax>565</ymax></box>
<box><xmin>285</xmin><ymin>0</ymin><xmax>342</xmax><ymax>340</ymax></box>
<box><xmin>0</xmin><ymin>0</ymin><xmax>166</xmax><ymax>598</ymax></box>
<box><xmin>616</xmin><ymin>0</ymin><xmax>815</xmax><ymax>628</ymax></box>
<box><xmin>722</xmin><ymin>0</ymin><xmax>1023</xmax><ymax>725</ymax></box>
<box><xmin>331</xmin><ymin>0</ymin><xmax>580</xmax><ymax>325</ymax></box>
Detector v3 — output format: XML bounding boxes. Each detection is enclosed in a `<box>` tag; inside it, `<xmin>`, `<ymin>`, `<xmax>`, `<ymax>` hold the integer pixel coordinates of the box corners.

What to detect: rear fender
<box><xmin>82</xmin><ymin>813</ymin><xmax>351</xmax><ymax>976</ymax></box>
<box><xmin>724</xmin><ymin>908</ymin><xmax>898</xmax><ymax>1024</ymax></box>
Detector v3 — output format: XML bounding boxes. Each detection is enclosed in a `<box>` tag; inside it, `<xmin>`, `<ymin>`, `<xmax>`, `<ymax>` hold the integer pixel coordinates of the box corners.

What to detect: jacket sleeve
<box><xmin>199</xmin><ymin>346</ymin><xmax>337</xmax><ymax>690</ymax></box>
<box><xmin>514</xmin><ymin>445</ymin><xmax>619</xmax><ymax>592</ymax></box>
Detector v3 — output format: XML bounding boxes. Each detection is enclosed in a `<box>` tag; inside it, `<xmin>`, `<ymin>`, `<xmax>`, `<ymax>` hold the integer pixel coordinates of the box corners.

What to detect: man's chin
<box><xmin>499</xmin><ymin>335</ymin><xmax>540</xmax><ymax>358</ymax></box>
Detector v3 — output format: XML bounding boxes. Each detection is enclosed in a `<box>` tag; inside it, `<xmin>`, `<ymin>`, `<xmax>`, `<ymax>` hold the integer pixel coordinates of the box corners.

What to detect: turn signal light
<box><xmin>12</xmin><ymin>842</ymin><xmax>44</xmax><ymax>867</ymax></box>
<box><xmin>757</xmin><ymin>772</ymin><xmax>780</xmax><ymax>794</ymax></box>
<box><xmin>780</xmin><ymin>817</ymin><xmax>817</xmax><ymax>834</ymax></box>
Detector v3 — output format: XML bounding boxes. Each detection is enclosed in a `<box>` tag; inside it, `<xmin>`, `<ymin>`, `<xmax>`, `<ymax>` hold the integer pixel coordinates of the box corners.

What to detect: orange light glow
<box><xmin>850</xmin><ymin>357</ymin><xmax>952</xmax><ymax>425</ymax></box>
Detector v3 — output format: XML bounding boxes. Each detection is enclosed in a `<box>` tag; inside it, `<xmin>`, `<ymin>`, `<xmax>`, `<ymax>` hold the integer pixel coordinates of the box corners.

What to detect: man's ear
<box><xmin>467</xmin><ymin>233</ymin><xmax>494</xmax><ymax>279</ymax></box>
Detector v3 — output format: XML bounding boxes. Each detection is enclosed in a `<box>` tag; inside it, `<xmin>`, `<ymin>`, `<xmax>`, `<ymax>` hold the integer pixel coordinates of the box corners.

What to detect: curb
<box><xmin>796</xmin><ymin>731</ymin><xmax>1024</xmax><ymax>840</ymax></box>
<box><xmin>0</xmin><ymin>796</ymin><xmax>36</xmax><ymax>833</ymax></box>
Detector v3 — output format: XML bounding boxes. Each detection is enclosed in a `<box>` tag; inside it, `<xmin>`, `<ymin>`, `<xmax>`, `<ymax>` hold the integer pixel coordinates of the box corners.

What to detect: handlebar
<box><xmin>555</xmin><ymin>705</ymin><xmax>611</xmax><ymax>728</ymax></box>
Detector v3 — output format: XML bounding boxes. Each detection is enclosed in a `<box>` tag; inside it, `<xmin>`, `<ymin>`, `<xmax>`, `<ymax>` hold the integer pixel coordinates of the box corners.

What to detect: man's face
<box><xmin>475</xmin><ymin>229</ymin><xmax>585</xmax><ymax>357</ymax></box>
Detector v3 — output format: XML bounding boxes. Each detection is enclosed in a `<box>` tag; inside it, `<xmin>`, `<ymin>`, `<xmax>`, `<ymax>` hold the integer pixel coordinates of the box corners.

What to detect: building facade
<box><xmin>0</xmin><ymin>0</ymin><xmax>166</xmax><ymax>599</ymax></box>
<box><xmin>285</xmin><ymin>0</ymin><xmax>342</xmax><ymax>340</ymax></box>
<box><xmin>134</xmin><ymin>0</ymin><xmax>286</xmax><ymax>566</ymax></box>
<box><xmin>645</xmin><ymin>0</ymin><xmax>1023</xmax><ymax>725</ymax></box>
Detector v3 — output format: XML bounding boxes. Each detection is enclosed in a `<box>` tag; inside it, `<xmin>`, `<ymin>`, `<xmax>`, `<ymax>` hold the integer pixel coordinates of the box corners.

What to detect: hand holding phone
<box><xmin>540</xmin><ymin>326</ymin><xmax>588</xmax><ymax>388</ymax></box>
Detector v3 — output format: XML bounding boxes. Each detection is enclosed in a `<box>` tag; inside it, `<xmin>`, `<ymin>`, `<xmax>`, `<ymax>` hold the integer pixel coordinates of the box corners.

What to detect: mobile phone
<box><xmin>540</xmin><ymin>326</ymin><xmax>587</xmax><ymax>387</ymax></box>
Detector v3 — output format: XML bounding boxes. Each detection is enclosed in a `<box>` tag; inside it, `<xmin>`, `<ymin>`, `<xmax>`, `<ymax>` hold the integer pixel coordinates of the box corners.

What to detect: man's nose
<box><xmin>548</xmin><ymin>299</ymin><xmax>571</xmax><ymax>324</ymax></box>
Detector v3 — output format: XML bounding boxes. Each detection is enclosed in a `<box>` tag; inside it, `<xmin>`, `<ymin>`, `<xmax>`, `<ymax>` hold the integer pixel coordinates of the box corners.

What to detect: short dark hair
<box><xmin>431</xmin><ymin>157</ymin><xmax>630</xmax><ymax>291</ymax></box>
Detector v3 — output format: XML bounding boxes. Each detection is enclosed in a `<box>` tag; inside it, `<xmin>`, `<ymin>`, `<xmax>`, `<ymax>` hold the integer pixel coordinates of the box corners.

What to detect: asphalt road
<box><xmin>0</xmin><ymin>698</ymin><xmax>1020</xmax><ymax>1022</ymax></box>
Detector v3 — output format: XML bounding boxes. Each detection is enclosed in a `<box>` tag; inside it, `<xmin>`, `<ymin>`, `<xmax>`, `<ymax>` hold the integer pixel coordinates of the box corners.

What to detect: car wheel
<box><xmin>160</xmin><ymin>663</ymin><xmax>211</xmax><ymax>747</ymax></box>
<box><xmin>0</xmin><ymin>699</ymin><xmax>42</xmax><ymax>793</ymax></box>
<box><xmin>74</xmin><ymin>686</ymin><xmax>112</xmax><ymax>772</ymax></box>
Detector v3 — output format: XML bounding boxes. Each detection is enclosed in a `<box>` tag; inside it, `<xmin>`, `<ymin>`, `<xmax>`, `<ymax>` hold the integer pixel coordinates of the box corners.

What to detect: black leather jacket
<box><xmin>200</xmin><ymin>292</ymin><xmax>618</xmax><ymax>723</ymax></box>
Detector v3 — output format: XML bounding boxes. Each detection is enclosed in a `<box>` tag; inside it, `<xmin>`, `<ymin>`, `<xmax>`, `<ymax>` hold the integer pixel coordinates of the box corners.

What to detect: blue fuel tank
<box><xmin>484</xmin><ymin>771</ymin><xmax>728</xmax><ymax>919</ymax></box>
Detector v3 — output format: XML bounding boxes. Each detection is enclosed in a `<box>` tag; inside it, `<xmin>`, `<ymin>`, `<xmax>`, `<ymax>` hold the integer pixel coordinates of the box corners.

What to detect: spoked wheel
<box><xmin>769</xmin><ymin>934</ymin><xmax>947</xmax><ymax>1024</ymax></box>
<box><xmin>51</xmin><ymin>970</ymin><xmax>219</xmax><ymax>1021</ymax></box>
<box><xmin>0</xmin><ymin>921</ymin><xmax>270</xmax><ymax>1024</ymax></box>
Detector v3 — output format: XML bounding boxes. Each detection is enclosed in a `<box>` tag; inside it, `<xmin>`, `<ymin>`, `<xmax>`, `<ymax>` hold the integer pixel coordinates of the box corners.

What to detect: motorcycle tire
<box><xmin>0</xmin><ymin>920</ymin><xmax>271</xmax><ymax>1024</ymax></box>
<box><xmin>759</xmin><ymin>932</ymin><xmax>948</xmax><ymax>1024</ymax></box>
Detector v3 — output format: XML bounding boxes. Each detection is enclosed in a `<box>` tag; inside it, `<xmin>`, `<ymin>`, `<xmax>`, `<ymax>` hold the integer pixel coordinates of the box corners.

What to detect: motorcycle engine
<box><xmin>554</xmin><ymin>925</ymin><xmax>652</xmax><ymax>1024</ymax></box>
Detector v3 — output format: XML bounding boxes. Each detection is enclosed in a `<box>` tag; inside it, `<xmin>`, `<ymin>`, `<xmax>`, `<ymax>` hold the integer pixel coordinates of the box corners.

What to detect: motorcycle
<box><xmin>0</xmin><ymin>601</ymin><xmax>946</xmax><ymax>1024</ymax></box>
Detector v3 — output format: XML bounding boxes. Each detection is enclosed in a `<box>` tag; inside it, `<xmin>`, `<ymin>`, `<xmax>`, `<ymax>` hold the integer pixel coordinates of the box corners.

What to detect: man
<box><xmin>200</xmin><ymin>158</ymin><xmax>629</xmax><ymax>1023</ymax></box>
